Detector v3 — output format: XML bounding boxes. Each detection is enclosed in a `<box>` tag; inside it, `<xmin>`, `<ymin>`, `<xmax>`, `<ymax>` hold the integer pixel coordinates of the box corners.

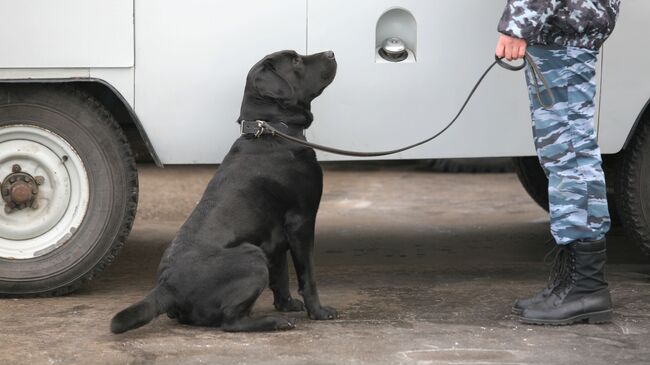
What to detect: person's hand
<box><xmin>495</xmin><ymin>34</ymin><xmax>527</xmax><ymax>61</ymax></box>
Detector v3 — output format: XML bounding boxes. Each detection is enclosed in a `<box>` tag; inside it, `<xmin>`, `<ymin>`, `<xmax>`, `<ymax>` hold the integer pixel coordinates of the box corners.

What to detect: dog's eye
<box><xmin>292</xmin><ymin>57</ymin><xmax>302</xmax><ymax>66</ymax></box>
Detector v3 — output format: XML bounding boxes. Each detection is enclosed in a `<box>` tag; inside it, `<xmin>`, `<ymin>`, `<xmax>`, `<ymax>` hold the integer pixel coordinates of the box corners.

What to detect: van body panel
<box><xmin>0</xmin><ymin>0</ymin><xmax>133</xmax><ymax>68</ymax></box>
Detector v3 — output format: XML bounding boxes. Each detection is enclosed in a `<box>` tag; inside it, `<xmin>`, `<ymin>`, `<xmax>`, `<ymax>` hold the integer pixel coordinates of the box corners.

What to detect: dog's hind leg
<box><xmin>222</xmin><ymin>314</ymin><xmax>295</xmax><ymax>332</ymax></box>
<box><xmin>220</xmin><ymin>276</ymin><xmax>295</xmax><ymax>332</ymax></box>
<box><xmin>218</xmin><ymin>245</ymin><xmax>295</xmax><ymax>332</ymax></box>
<box><xmin>268</xmin><ymin>251</ymin><xmax>305</xmax><ymax>312</ymax></box>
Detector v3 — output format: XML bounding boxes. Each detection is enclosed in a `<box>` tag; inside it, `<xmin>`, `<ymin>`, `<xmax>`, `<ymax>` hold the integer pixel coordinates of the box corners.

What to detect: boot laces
<box><xmin>548</xmin><ymin>245</ymin><xmax>576</xmax><ymax>295</ymax></box>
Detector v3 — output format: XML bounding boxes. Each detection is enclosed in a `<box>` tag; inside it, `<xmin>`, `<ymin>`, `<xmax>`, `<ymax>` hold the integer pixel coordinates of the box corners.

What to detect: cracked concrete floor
<box><xmin>1</xmin><ymin>162</ymin><xmax>649</xmax><ymax>365</ymax></box>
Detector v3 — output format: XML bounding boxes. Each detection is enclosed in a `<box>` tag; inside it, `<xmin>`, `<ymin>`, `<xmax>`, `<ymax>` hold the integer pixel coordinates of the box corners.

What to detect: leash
<box><xmin>243</xmin><ymin>53</ymin><xmax>554</xmax><ymax>157</ymax></box>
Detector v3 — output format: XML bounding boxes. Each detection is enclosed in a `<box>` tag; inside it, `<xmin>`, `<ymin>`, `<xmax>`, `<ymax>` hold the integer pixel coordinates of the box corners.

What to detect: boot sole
<box><xmin>511</xmin><ymin>307</ymin><xmax>523</xmax><ymax>315</ymax></box>
<box><xmin>518</xmin><ymin>310</ymin><xmax>612</xmax><ymax>326</ymax></box>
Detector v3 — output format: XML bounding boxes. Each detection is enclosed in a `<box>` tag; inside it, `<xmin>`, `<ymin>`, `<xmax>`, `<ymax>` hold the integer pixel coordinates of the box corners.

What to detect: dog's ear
<box><xmin>253</xmin><ymin>61</ymin><xmax>295</xmax><ymax>103</ymax></box>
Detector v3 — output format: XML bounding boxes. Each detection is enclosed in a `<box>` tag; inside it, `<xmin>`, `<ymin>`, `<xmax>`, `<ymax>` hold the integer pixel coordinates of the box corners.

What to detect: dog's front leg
<box><xmin>269</xmin><ymin>251</ymin><xmax>305</xmax><ymax>312</ymax></box>
<box><xmin>285</xmin><ymin>214</ymin><xmax>337</xmax><ymax>320</ymax></box>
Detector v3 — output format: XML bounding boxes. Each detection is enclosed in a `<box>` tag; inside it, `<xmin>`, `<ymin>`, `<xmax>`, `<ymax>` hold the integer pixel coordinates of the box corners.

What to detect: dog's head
<box><xmin>238</xmin><ymin>50</ymin><xmax>337</xmax><ymax>128</ymax></box>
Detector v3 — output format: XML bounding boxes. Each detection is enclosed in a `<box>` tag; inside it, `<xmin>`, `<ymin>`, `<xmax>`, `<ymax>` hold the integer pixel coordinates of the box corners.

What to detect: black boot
<box><xmin>519</xmin><ymin>239</ymin><xmax>612</xmax><ymax>325</ymax></box>
<box><xmin>511</xmin><ymin>245</ymin><xmax>568</xmax><ymax>315</ymax></box>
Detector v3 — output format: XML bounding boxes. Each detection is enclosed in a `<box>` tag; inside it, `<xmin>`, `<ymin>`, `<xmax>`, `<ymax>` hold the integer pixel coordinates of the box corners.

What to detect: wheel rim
<box><xmin>0</xmin><ymin>125</ymin><xmax>89</xmax><ymax>259</ymax></box>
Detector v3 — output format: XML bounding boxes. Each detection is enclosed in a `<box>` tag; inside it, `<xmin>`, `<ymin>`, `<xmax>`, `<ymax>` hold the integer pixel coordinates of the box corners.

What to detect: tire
<box><xmin>616</xmin><ymin>117</ymin><xmax>650</xmax><ymax>256</ymax></box>
<box><xmin>512</xmin><ymin>156</ymin><xmax>549</xmax><ymax>211</ymax></box>
<box><xmin>429</xmin><ymin>158</ymin><xmax>515</xmax><ymax>173</ymax></box>
<box><xmin>0</xmin><ymin>84</ymin><xmax>137</xmax><ymax>296</ymax></box>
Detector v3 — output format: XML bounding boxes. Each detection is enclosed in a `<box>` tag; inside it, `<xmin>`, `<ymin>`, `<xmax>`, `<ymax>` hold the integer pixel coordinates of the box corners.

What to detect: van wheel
<box><xmin>616</xmin><ymin>117</ymin><xmax>650</xmax><ymax>256</ymax></box>
<box><xmin>512</xmin><ymin>157</ymin><xmax>549</xmax><ymax>211</ymax></box>
<box><xmin>0</xmin><ymin>84</ymin><xmax>137</xmax><ymax>296</ymax></box>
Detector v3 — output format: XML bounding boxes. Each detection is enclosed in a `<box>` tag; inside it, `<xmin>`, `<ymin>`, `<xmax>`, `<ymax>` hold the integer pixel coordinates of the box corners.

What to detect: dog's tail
<box><xmin>110</xmin><ymin>288</ymin><xmax>169</xmax><ymax>334</ymax></box>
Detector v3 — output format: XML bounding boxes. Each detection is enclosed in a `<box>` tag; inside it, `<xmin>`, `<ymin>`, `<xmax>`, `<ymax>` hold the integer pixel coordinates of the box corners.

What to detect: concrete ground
<box><xmin>2</xmin><ymin>162</ymin><xmax>650</xmax><ymax>365</ymax></box>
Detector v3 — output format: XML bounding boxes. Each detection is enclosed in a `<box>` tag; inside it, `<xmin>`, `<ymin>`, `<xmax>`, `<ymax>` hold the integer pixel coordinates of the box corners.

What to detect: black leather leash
<box><xmin>242</xmin><ymin>54</ymin><xmax>554</xmax><ymax>158</ymax></box>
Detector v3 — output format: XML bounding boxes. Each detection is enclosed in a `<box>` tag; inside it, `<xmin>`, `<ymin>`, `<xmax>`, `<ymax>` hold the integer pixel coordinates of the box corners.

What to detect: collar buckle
<box><xmin>240</xmin><ymin>120</ymin><xmax>265</xmax><ymax>137</ymax></box>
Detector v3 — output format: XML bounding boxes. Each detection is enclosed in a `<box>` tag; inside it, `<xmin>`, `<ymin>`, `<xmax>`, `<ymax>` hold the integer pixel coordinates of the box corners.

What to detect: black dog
<box><xmin>111</xmin><ymin>50</ymin><xmax>337</xmax><ymax>333</ymax></box>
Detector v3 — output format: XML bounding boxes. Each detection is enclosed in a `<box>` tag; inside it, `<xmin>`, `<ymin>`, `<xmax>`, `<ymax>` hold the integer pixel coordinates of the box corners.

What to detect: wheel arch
<box><xmin>0</xmin><ymin>78</ymin><xmax>161</xmax><ymax>166</ymax></box>
<box><xmin>621</xmin><ymin>96</ymin><xmax>650</xmax><ymax>151</ymax></box>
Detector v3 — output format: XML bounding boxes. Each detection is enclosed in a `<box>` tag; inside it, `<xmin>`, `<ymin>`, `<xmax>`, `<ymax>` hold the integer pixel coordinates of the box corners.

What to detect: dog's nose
<box><xmin>325</xmin><ymin>50</ymin><xmax>335</xmax><ymax>59</ymax></box>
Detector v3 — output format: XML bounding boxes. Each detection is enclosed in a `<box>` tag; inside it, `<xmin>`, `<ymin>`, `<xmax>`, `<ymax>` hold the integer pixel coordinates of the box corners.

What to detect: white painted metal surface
<box><xmin>0</xmin><ymin>0</ymin><xmax>133</xmax><ymax>68</ymax></box>
<box><xmin>307</xmin><ymin>0</ymin><xmax>534</xmax><ymax>161</ymax></box>
<box><xmin>0</xmin><ymin>0</ymin><xmax>647</xmax><ymax>163</ymax></box>
<box><xmin>134</xmin><ymin>0</ymin><xmax>307</xmax><ymax>164</ymax></box>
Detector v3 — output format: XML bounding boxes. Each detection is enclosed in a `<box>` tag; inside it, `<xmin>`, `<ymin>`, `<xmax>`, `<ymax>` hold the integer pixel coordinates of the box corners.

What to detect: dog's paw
<box><xmin>308</xmin><ymin>306</ymin><xmax>338</xmax><ymax>320</ymax></box>
<box><xmin>274</xmin><ymin>298</ymin><xmax>305</xmax><ymax>312</ymax></box>
<box><xmin>272</xmin><ymin>316</ymin><xmax>296</xmax><ymax>331</ymax></box>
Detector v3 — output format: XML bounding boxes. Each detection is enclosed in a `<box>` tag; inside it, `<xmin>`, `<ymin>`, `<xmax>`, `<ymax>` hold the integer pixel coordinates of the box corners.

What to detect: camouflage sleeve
<box><xmin>498</xmin><ymin>0</ymin><xmax>560</xmax><ymax>40</ymax></box>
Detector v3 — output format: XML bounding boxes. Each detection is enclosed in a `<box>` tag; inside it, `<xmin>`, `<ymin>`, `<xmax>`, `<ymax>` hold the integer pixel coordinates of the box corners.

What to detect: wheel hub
<box><xmin>1</xmin><ymin>164</ymin><xmax>45</xmax><ymax>213</ymax></box>
<box><xmin>0</xmin><ymin>125</ymin><xmax>89</xmax><ymax>259</ymax></box>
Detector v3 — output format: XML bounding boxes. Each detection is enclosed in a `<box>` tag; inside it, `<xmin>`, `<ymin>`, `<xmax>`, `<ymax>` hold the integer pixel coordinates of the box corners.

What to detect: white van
<box><xmin>1</xmin><ymin>0</ymin><xmax>648</xmax><ymax>295</ymax></box>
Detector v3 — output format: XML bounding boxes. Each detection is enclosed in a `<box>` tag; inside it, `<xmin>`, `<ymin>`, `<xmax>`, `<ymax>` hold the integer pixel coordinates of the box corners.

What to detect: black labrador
<box><xmin>111</xmin><ymin>50</ymin><xmax>337</xmax><ymax>333</ymax></box>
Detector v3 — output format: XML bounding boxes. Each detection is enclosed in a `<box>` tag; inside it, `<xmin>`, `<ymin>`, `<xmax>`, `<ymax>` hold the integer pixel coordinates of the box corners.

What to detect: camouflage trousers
<box><xmin>525</xmin><ymin>45</ymin><xmax>611</xmax><ymax>245</ymax></box>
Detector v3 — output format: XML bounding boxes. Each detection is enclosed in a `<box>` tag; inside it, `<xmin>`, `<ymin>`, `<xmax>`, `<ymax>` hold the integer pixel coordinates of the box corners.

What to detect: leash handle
<box><xmin>495</xmin><ymin>54</ymin><xmax>555</xmax><ymax>109</ymax></box>
<box><xmin>494</xmin><ymin>55</ymin><xmax>527</xmax><ymax>71</ymax></box>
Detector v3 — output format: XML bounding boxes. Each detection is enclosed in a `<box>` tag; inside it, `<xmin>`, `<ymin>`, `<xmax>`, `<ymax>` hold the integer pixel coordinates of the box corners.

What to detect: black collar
<box><xmin>240</xmin><ymin>120</ymin><xmax>305</xmax><ymax>138</ymax></box>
